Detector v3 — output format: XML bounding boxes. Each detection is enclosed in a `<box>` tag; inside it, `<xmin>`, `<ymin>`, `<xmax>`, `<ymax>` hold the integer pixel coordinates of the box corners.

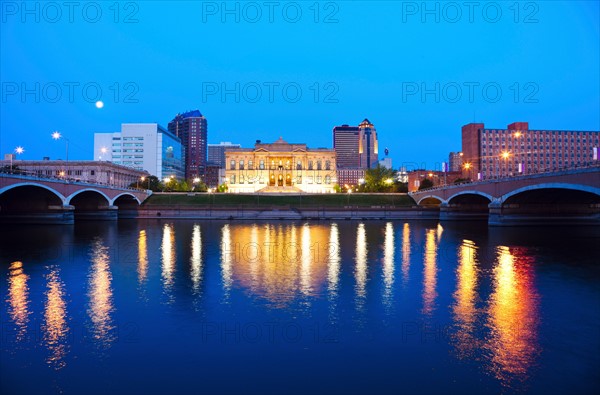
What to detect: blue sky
<box><xmin>1</xmin><ymin>1</ymin><xmax>598</xmax><ymax>170</ymax></box>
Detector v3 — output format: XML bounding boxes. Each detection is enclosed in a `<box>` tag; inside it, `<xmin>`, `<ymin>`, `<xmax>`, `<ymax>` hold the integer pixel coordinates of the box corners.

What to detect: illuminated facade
<box><xmin>224</xmin><ymin>137</ymin><xmax>337</xmax><ymax>193</ymax></box>
<box><xmin>462</xmin><ymin>122</ymin><xmax>600</xmax><ymax>180</ymax></box>
<box><xmin>333</xmin><ymin>119</ymin><xmax>379</xmax><ymax>170</ymax></box>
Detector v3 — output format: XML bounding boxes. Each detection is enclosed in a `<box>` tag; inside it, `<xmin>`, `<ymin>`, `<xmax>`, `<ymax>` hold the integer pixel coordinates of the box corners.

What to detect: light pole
<box><xmin>138</xmin><ymin>176</ymin><xmax>145</xmax><ymax>190</ymax></box>
<box><xmin>193</xmin><ymin>177</ymin><xmax>200</xmax><ymax>192</ymax></box>
<box><xmin>11</xmin><ymin>146</ymin><xmax>24</xmax><ymax>172</ymax></box>
<box><xmin>52</xmin><ymin>131</ymin><xmax>70</xmax><ymax>178</ymax></box>
<box><xmin>99</xmin><ymin>147</ymin><xmax>107</xmax><ymax>161</ymax></box>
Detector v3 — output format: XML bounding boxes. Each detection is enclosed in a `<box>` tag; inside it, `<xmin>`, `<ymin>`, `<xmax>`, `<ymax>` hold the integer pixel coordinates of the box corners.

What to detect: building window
<box><xmin>296</xmin><ymin>161</ymin><xmax>302</xmax><ymax>170</ymax></box>
<box><xmin>307</xmin><ymin>176</ymin><xmax>313</xmax><ymax>184</ymax></box>
<box><xmin>325</xmin><ymin>160</ymin><xmax>331</xmax><ymax>170</ymax></box>
<box><xmin>316</xmin><ymin>176</ymin><xmax>322</xmax><ymax>184</ymax></box>
<box><xmin>239</xmin><ymin>174</ymin><xmax>244</xmax><ymax>184</ymax></box>
<box><xmin>239</xmin><ymin>160</ymin><xmax>244</xmax><ymax>170</ymax></box>
<box><xmin>230</xmin><ymin>174</ymin><xmax>236</xmax><ymax>184</ymax></box>
<box><xmin>325</xmin><ymin>175</ymin><xmax>331</xmax><ymax>184</ymax></box>
<box><xmin>230</xmin><ymin>160</ymin><xmax>236</xmax><ymax>170</ymax></box>
<box><xmin>297</xmin><ymin>175</ymin><xmax>302</xmax><ymax>184</ymax></box>
<box><xmin>259</xmin><ymin>160</ymin><xmax>265</xmax><ymax>170</ymax></box>
<box><xmin>308</xmin><ymin>160</ymin><xmax>313</xmax><ymax>170</ymax></box>
<box><xmin>248</xmin><ymin>160</ymin><xmax>254</xmax><ymax>170</ymax></box>
<box><xmin>317</xmin><ymin>161</ymin><xmax>322</xmax><ymax>170</ymax></box>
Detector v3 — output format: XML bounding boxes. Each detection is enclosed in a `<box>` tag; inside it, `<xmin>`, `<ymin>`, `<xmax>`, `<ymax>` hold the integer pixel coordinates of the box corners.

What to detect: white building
<box><xmin>94</xmin><ymin>123</ymin><xmax>185</xmax><ymax>180</ymax></box>
<box><xmin>379</xmin><ymin>157</ymin><xmax>392</xmax><ymax>169</ymax></box>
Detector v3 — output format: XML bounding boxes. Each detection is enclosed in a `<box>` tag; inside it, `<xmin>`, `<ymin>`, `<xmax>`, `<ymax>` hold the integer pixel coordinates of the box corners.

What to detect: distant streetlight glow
<box><xmin>501</xmin><ymin>151</ymin><xmax>511</xmax><ymax>159</ymax></box>
<box><xmin>385</xmin><ymin>178</ymin><xmax>393</xmax><ymax>185</ymax></box>
<box><xmin>193</xmin><ymin>177</ymin><xmax>201</xmax><ymax>183</ymax></box>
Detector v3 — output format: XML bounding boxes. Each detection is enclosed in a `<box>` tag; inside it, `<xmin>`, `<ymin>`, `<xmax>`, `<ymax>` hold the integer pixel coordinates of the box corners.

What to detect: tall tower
<box><xmin>168</xmin><ymin>110</ymin><xmax>208</xmax><ymax>180</ymax></box>
<box><xmin>333</xmin><ymin>124</ymin><xmax>361</xmax><ymax>168</ymax></box>
<box><xmin>358</xmin><ymin>118</ymin><xmax>378</xmax><ymax>168</ymax></box>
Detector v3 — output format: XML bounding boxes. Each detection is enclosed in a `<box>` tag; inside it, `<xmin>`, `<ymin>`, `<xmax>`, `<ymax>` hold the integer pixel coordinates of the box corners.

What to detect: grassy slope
<box><xmin>143</xmin><ymin>193</ymin><xmax>416</xmax><ymax>207</ymax></box>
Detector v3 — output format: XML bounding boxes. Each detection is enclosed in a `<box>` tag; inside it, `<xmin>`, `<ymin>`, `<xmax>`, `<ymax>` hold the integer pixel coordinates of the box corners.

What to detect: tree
<box><xmin>130</xmin><ymin>175</ymin><xmax>161</xmax><ymax>191</ymax></box>
<box><xmin>362</xmin><ymin>164</ymin><xmax>397</xmax><ymax>192</ymax></box>
<box><xmin>217</xmin><ymin>183</ymin><xmax>228</xmax><ymax>193</ymax></box>
<box><xmin>418</xmin><ymin>178</ymin><xmax>434</xmax><ymax>190</ymax></box>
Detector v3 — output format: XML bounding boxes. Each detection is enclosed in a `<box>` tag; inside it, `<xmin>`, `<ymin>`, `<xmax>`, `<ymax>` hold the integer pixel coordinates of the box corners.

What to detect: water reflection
<box><xmin>422</xmin><ymin>229</ymin><xmax>438</xmax><ymax>316</ymax></box>
<box><xmin>327</xmin><ymin>223</ymin><xmax>340</xmax><ymax>297</ymax></box>
<box><xmin>43</xmin><ymin>267</ymin><xmax>69</xmax><ymax>370</ymax></box>
<box><xmin>7</xmin><ymin>261</ymin><xmax>30</xmax><ymax>342</ymax></box>
<box><xmin>300</xmin><ymin>224</ymin><xmax>312</xmax><ymax>296</ymax></box>
<box><xmin>452</xmin><ymin>240</ymin><xmax>480</xmax><ymax>359</ymax></box>
<box><xmin>401</xmin><ymin>223</ymin><xmax>411</xmax><ymax>285</ymax></box>
<box><xmin>137</xmin><ymin>230</ymin><xmax>148</xmax><ymax>285</ymax></box>
<box><xmin>486</xmin><ymin>246</ymin><xmax>540</xmax><ymax>386</ymax></box>
<box><xmin>222</xmin><ymin>223</ymin><xmax>332</xmax><ymax>307</ymax></box>
<box><xmin>354</xmin><ymin>223</ymin><xmax>368</xmax><ymax>307</ymax></box>
<box><xmin>382</xmin><ymin>223</ymin><xmax>395</xmax><ymax>306</ymax></box>
<box><xmin>161</xmin><ymin>224</ymin><xmax>176</xmax><ymax>300</ymax></box>
<box><xmin>87</xmin><ymin>239</ymin><xmax>116</xmax><ymax>348</ymax></box>
<box><xmin>190</xmin><ymin>225</ymin><xmax>202</xmax><ymax>292</ymax></box>
<box><xmin>221</xmin><ymin>224</ymin><xmax>233</xmax><ymax>296</ymax></box>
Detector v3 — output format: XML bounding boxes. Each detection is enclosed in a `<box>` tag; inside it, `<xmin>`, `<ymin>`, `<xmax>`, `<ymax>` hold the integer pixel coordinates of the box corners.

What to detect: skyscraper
<box><xmin>333</xmin><ymin>124</ymin><xmax>360</xmax><ymax>168</ymax></box>
<box><xmin>358</xmin><ymin>119</ymin><xmax>378</xmax><ymax>169</ymax></box>
<box><xmin>208</xmin><ymin>142</ymin><xmax>241</xmax><ymax>168</ymax></box>
<box><xmin>333</xmin><ymin>119</ymin><xmax>379</xmax><ymax>169</ymax></box>
<box><xmin>168</xmin><ymin>110</ymin><xmax>208</xmax><ymax>180</ymax></box>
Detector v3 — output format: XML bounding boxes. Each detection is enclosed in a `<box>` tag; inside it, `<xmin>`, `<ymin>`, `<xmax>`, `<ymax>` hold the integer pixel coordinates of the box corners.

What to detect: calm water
<box><xmin>1</xmin><ymin>220</ymin><xmax>599</xmax><ymax>395</ymax></box>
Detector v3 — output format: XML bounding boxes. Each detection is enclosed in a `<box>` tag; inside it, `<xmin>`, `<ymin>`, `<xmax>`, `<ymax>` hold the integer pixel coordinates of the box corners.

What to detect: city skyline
<box><xmin>1</xmin><ymin>2</ymin><xmax>598</xmax><ymax>168</ymax></box>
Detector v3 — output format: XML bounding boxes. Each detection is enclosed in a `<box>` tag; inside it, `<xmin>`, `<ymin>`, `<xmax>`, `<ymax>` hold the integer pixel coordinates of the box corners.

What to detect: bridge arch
<box><xmin>0</xmin><ymin>182</ymin><xmax>66</xmax><ymax>204</ymax></box>
<box><xmin>111</xmin><ymin>192</ymin><xmax>141</xmax><ymax>206</ymax></box>
<box><xmin>416</xmin><ymin>194</ymin><xmax>445</xmax><ymax>205</ymax></box>
<box><xmin>447</xmin><ymin>190</ymin><xmax>494</xmax><ymax>205</ymax></box>
<box><xmin>65</xmin><ymin>188</ymin><xmax>111</xmax><ymax>206</ymax></box>
<box><xmin>500</xmin><ymin>183</ymin><xmax>600</xmax><ymax>203</ymax></box>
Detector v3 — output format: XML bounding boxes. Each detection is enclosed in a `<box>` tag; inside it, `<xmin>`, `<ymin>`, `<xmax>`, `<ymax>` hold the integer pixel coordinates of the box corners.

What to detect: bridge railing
<box><xmin>0</xmin><ymin>169</ymin><xmax>150</xmax><ymax>194</ymax></box>
<box><xmin>410</xmin><ymin>161</ymin><xmax>600</xmax><ymax>194</ymax></box>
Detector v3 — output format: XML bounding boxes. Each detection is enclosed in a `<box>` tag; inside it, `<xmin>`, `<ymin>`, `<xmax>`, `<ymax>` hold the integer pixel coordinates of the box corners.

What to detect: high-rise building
<box><xmin>333</xmin><ymin>118</ymin><xmax>379</xmax><ymax>170</ymax></box>
<box><xmin>208</xmin><ymin>142</ymin><xmax>241</xmax><ymax>168</ymax></box>
<box><xmin>462</xmin><ymin>122</ymin><xmax>599</xmax><ymax>180</ymax></box>
<box><xmin>333</xmin><ymin>124</ymin><xmax>360</xmax><ymax>168</ymax></box>
<box><xmin>94</xmin><ymin>123</ymin><xmax>185</xmax><ymax>180</ymax></box>
<box><xmin>449</xmin><ymin>152</ymin><xmax>463</xmax><ymax>172</ymax></box>
<box><xmin>168</xmin><ymin>110</ymin><xmax>208</xmax><ymax>180</ymax></box>
<box><xmin>358</xmin><ymin>119</ymin><xmax>378</xmax><ymax>169</ymax></box>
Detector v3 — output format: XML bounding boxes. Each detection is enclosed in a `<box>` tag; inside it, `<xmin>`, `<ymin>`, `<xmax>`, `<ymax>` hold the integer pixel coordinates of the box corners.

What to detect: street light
<box><xmin>99</xmin><ymin>147</ymin><xmax>108</xmax><ymax>160</ymax></box>
<box><xmin>137</xmin><ymin>176</ymin><xmax>146</xmax><ymax>190</ymax></box>
<box><xmin>10</xmin><ymin>146</ymin><xmax>24</xmax><ymax>172</ymax></box>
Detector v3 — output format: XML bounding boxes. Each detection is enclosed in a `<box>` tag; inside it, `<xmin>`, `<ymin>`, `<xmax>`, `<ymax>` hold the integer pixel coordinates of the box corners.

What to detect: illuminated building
<box><xmin>462</xmin><ymin>122</ymin><xmax>599</xmax><ymax>180</ymax></box>
<box><xmin>224</xmin><ymin>137</ymin><xmax>337</xmax><ymax>193</ymax></box>
<box><xmin>168</xmin><ymin>110</ymin><xmax>208</xmax><ymax>180</ymax></box>
<box><xmin>94</xmin><ymin>123</ymin><xmax>184</xmax><ymax>180</ymax></box>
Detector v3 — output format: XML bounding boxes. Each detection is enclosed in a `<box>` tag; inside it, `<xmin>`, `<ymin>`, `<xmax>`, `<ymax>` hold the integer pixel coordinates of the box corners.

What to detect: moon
<box><xmin>95</xmin><ymin>101</ymin><xmax>104</xmax><ymax>109</ymax></box>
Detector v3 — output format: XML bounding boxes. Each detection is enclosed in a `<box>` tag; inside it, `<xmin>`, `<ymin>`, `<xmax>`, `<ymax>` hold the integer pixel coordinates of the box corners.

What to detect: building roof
<box><xmin>179</xmin><ymin>109</ymin><xmax>203</xmax><ymax>118</ymax></box>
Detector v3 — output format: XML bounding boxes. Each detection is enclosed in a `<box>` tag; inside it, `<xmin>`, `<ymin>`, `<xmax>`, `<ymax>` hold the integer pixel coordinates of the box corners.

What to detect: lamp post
<box><xmin>193</xmin><ymin>177</ymin><xmax>200</xmax><ymax>192</ymax></box>
<box><xmin>99</xmin><ymin>147</ymin><xmax>107</xmax><ymax>161</ymax></box>
<box><xmin>52</xmin><ymin>131</ymin><xmax>70</xmax><ymax>178</ymax></box>
<box><xmin>11</xmin><ymin>146</ymin><xmax>24</xmax><ymax>173</ymax></box>
<box><xmin>138</xmin><ymin>176</ymin><xmax>145</xmax><ymax>190</ymax></box>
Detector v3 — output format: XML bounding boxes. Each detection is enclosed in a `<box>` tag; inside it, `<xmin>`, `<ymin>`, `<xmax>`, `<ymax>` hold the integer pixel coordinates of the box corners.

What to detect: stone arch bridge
<box><xmin>409</xmin><ymin>166</ymin><xmax>600</xmax><ymax>226</ymax></box>
<box><xmin>0</xmin><ymin>173</ymin><xmax>152</xmax><ymax>224</ymax></box>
